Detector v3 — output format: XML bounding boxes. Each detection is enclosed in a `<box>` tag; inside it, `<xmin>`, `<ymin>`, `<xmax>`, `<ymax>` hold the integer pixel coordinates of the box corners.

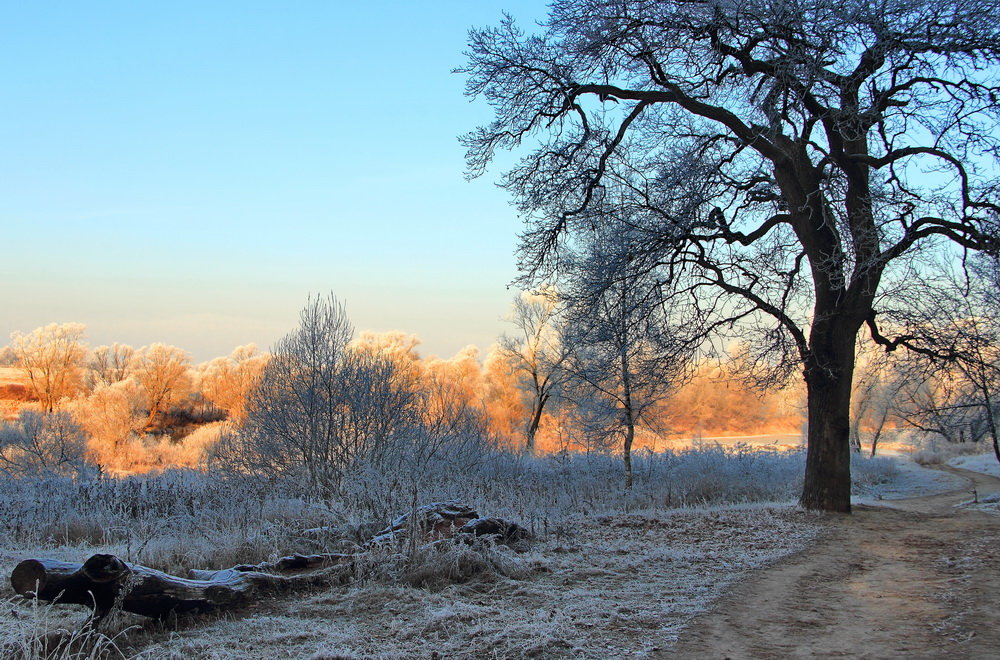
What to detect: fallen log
<box><xmin>10</xmin><ymin>501</ymin><xmax>530</xmax><ymax>622</ymax></box>
<box><xmin>457</xmin><ymin>517</ymin><xmax>532</xmax><ymax>548</ymax></box>
<box><xmin>187</xmin><ymin>552</ymin><xmax>355</xmax><ymax>579</ymax></box>
<box><xmin>11</xmin><ymin>552</ymin><xmax>355</xmax><ymax>620</ymax></box>
<box><xmin>369</xmin><ymin>500</ymin><xmax>479</xmax><ymax>545</ymax></box>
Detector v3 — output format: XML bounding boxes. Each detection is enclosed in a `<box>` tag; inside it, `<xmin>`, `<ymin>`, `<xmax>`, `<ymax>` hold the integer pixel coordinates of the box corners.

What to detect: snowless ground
<box><xmin>1</xmin><ymin>453</ymin><xmax>994</xmax><ymax>659</ymax></box>
<box><xmin>672</xmin><ymin>462</ymin><xmax>1000</xmax><ymax>658</ymax></box>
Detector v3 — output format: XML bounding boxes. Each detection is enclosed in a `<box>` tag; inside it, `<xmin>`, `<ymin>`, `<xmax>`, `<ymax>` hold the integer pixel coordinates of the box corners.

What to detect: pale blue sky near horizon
<box><xmin>0</xmin><ymin>1</ymin><xmax>549</xmax><ymax>362</ymax></box>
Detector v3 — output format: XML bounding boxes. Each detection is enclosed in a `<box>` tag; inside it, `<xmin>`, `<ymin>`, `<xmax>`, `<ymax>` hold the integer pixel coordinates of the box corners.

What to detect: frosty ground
<box><xmin>0</xmin><ymin>444</ymin><xmax>988</xmax><ymax>659</ymax></box>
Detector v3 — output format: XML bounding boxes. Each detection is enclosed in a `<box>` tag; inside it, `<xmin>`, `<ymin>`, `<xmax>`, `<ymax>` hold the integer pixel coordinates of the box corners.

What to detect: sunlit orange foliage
<box><xmin>134</xmin><ymin>343</ymin><xmax>192</xmax><ymax>431</ymax></box>
<box><xmin>351</xmin><ymin>331</ymin><xmax>422</xmax><ymax>370</ymax></box>
<box><xmin>1</xmin><ymin>319</ymin><xmax>816</xmax><ymax>474</ymax></box>
<box><xmin>9</xmin><ymin>323</ymin><xmax>88</xmax><ymax>412</ymax></box>
<box><xmin>421</xmin><ymin>345</ymin><xmax>488</xmax><ymax>432</ymax></box>
<box><xmin>196</xmin><ymin>344</ymin><xmax>270</xmax><ymax>424</ymax></box>
<box><xmin>88</xmin><ymin>343</ymin><xmax>136</xmax><ymax>388</ymax></box>
<box><xmin>481</xmin><ymin>346</ymin><xmax>528</xmax><ymax>449</ymax></box>
<box><xmin>662</xmin><ymin>362</ymin><xmax>804</xmax><ymax>438</ymax></box>
<box><xmin>69</xmin><ymin>377</ymin><xmax>146</xmax><ymax>467</ymax></box>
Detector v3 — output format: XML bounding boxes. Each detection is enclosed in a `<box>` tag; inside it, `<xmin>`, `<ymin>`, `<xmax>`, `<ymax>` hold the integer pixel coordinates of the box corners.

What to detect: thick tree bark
<box><xmin>10</xmin><ymin>552</ymin><xmax>355</xmax><ymax>620</ymax></box>
<box><xmin>800</xmin><ymin>320</ymin><xmax>859</xmax><ymax>512</ymax></box>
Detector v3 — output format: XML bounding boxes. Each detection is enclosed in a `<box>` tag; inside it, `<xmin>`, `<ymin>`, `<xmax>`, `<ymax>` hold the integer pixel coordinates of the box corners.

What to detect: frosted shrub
<box><xmin>850</xmin><ymin>452</ymin><xmax>899</xmax><ymax>487</ymax></box>
<box><xmin>910</xmin><ymin>435</ymin><xmax>991</xmax><ymax>465</ymax></box>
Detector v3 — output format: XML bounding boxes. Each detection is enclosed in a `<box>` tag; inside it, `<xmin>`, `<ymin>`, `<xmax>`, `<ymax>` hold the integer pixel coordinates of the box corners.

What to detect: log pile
<box><xmin>10</xmin><ymin>501</ymin><xmax>528</xmax><ymax>621</ymax></box>
<box><xmin>11</xmin><ymin>552</ymin><xmax>355</xmax><ymax>620</ymax></box>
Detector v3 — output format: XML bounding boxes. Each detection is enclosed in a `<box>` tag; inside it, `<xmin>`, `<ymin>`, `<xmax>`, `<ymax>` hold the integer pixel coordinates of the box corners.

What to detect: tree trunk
<box><xmin>800</xmin><ymin>328</ymin><xmax>857</xmax><ymax>513</ymax></box>
<box><xmin>982</xmin><ymin>391</ymin><xmax>1000</xmax><ymax>464</ymax></box>
<box><xmin>525</xmin><ymin>397</ymin><xmax>545</xmax><ymax>456</ymax></box>
<box><xmin>11</xmin><ymin>552</ymin><xmax>355</xmax><ymax>620</ymax></box>
<box><xmin>622</xmin><ymin>406</ymin><xmax>636</xmax><ymax>491</ymax></box>
<box><xmin>623</xmin><ymin>422</ymin><xmax>635</xmax><ymax>490</ymax></box>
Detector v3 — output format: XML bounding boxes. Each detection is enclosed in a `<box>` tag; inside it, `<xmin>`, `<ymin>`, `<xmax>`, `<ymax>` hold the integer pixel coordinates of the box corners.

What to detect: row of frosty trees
<box><xmin>3</xmin><ymin>271</ymin><xmax>1000</xmax><ymax>496</ymax></box>
<box><xmin>0</xmin><ymin>297</ymin><xmax>795</xmax><ymax>483</ymax></box>
<box><xmin>0</xmin><ymin>327</ymin><xmax>269</xmax><ymax>475</ymax></box>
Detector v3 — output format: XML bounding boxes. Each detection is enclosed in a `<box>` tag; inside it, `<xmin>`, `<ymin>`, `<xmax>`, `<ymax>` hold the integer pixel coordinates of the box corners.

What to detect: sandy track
<box><xmin>669</xmin><ymin>466</ymin><xmax>1000</xmax><ymax>659</ymax></box>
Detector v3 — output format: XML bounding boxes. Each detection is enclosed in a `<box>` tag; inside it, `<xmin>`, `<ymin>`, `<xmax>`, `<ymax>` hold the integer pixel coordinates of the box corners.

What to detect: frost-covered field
<box><xmin>138</xmin><ymin>507</ymin><xmax>822</xmax><ymax>659</ymax></box>
<box><xmin>0</xmin><ymin>446</ymin><xmax>902</xmax><ymax>658</ymax></box>
<box><xmin>853</xmin><ymin>457</ymin><xmax>968</xmax><ymax>504</ymax></box>
<box><xmin>949</xmin><ymin>452</ymin><xmax>1000</xmax><ymax>479</ymax></box>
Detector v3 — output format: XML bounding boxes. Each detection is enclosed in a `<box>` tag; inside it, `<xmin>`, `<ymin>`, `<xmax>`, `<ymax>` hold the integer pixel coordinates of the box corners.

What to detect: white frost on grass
<box><xmin>947</xmin><ymin>454</ymin><xmax>1000</xmax><ymax>514</ymax></box>
<box><xmin>948</xmin><ymin>452</ymin><xmax>1000</xmax><ymax>479</ymax></box>
<box><xmin>138</xmin><ymin>507</ymin><xmax>822</xmax><ymax>659</ymax></box>
<box><xmin>955</xmin><ymin>491</ymin><xmax>1000</xmax><ymax>515</ymax></box>
<box><xmin>853</xmin><ymin>455</ymin><xmax>967</xmax><ymax>505</ymax></box>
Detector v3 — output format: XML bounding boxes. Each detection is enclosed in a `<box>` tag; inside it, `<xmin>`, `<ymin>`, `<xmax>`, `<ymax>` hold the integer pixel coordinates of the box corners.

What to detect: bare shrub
<box><xmin>911</xmin><ymin>436</ymin><xmax>993</xmax><ymax>466</ymax></box>
<box><xmin>0</xmin><ymin>411</ymin><xmax>90</xmax><ymax>479</ymax></box>
<box><xmin>225</xmin><ymin>295</ymin><xmax>420</xmax><ymax>497</ymax></box>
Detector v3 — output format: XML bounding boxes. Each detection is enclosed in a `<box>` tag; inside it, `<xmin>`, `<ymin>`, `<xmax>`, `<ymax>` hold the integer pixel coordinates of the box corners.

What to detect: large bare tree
<box><xmin>461</xmin><ymin>0</ymin><xmax>1000</xmax><ymax>511</ymax></box>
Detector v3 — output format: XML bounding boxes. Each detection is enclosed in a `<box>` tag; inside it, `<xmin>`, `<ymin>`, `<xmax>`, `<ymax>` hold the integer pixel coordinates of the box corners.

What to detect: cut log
<box><xmin>457</xmin><ymin>517</ymin><xmax>532</xmax><ymax>547</ymax></box>
<box><xmin>9</xmin><ymin>501</ymin><xmax>530</xmax><ymax>623</ymax></box>
<box><xmin>11</xmin><ymin>552</ymin><xmax>355</xmax><ymax>620</ymax></box>
<box><xmin>369</xmin><ymin>500</ymin><xmax>479</xmax><ymax>545</ymax></box>
<box><xmin>188</xmin><ymin>552</ymin><xmax>355</xmax><ymax>579</ymax></box>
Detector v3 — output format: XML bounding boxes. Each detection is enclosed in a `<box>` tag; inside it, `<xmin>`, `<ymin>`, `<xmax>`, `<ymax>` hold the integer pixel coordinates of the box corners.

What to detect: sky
<box><xmin>0</xmin><ymin>1</ymin><xmax>549</xmax><ymax>362</ymax></box>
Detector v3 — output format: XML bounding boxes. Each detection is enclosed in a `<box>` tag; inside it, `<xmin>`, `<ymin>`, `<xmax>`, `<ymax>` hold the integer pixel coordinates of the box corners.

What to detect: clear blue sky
<box><xmin>0</xmin><ymin>1</ymin><xmax>547</xmax><ymax>361</ymax></box>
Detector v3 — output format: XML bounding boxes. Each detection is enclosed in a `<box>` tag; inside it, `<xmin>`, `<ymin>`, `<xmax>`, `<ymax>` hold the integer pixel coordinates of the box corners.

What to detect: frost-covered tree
<box><xmin>134</xmin><ymin>343</ymin><xmax>192</xmax><ymax>431</ymax></box>
<box><xmin>562</xmin><ymin>233</ymin><xmax>692</xmax><ymax>488</ymax></box>
<box><xmin>849</xmin><ymin>340</ymin><xmax>904</xmax><ymax>457</ymax></box>
<box><xmin>232</xmin><ymin>295</ymin><xmax>419</xmax><ymax>496</ymax></box>
<box><xmin>70</xmin><ymin>377</ymin><xmax>146</xmax><ymax>467</ymax></box>
<box><xmin>885</xmin><ymin>260</ymin><xmax>1000</xmax><ymax>461</ymax></box>
<box><xmin>196</xmin><ymin>344</ymin><xmax>270</xmax><ymax>424</ymax></box>
<box><xmin>0</xmin><ymin>410</ymin><xmax>89</xmax><ymax>478</ymax></box>
<box><xmin>461</xmin><ymin>0</ymin><xmax>1000</xmax><ymax>511</ymax></box>
<box><xmin>9</xmin><ymin>323</ymin><xmax>87</xmax><ymax>412</ymax></box>
<box><xmin>499</xmin><ymin>289</ymin><xmax>570</xmax><ymax>455</ymax></box>
<box><xmin>88</xmin><ymin>343</ymin><xmax>136</xmax><ymax>389</ymax></box>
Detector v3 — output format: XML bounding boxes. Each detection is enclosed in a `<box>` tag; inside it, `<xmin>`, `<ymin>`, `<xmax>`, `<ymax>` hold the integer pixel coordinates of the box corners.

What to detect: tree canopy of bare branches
<box><xmin>9</xmin><ymin>323</ymin><xmax>87</xmax><ymax>413</ymax></box>
<box><xmin>498</xmin><ymin>288</ymin><xmax>570</xmax><ymax>455</ymax></box>
<box><xmin>230</xmin><ymin>295</ymin><xmax>420</xmax><ymax>496</ymax></box>
<box><xmin>461</xmin><ymin>0</ymin><xmax>1000</xmax><ymax>511</ymax></box>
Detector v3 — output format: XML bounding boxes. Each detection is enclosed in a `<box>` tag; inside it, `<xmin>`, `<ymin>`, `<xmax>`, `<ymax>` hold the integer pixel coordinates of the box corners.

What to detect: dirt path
<box><xmin>669</xmin><ymin>466</ymin><xmax>1000</xmax><ymax>659</ymax></box>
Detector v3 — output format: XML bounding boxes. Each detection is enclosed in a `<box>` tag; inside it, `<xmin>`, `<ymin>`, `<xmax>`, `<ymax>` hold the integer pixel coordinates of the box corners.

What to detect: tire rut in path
<box><xmin>667</xmin><ymin>466</ymin><xmax>1000</xmax><ymax>659</ymax></box>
